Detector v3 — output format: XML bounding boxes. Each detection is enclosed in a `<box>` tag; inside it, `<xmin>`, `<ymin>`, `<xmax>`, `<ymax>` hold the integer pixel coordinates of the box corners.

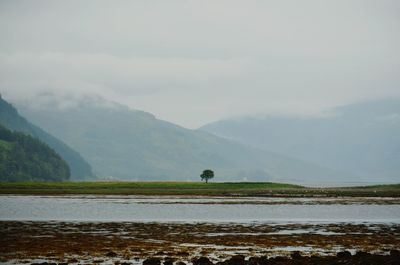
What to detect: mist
<box><xmin>1</xmin><ymin>0</ymin><xmax>399</xmax><ymax>128</ymax></box>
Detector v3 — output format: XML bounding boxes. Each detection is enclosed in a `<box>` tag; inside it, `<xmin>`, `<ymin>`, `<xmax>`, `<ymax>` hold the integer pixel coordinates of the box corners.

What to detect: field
<box><xmin>0</xmin><ymin>181</ymin><xmax>399</xmax><ymax>197</ymax></box>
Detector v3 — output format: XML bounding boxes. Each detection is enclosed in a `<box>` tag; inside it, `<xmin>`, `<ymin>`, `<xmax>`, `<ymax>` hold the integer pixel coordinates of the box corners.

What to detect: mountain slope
<box><xmin>17</xmin><ymin>94</ymin><xmax>353</xmax><ymax>184</ymax></box>
<box><xmin>0</xmin><ymin>96</ymin><xmax>94</xmax><ymax>180</ymax></box>
<box><xmin>0</xmin><ymin>124</ymin><xmax>70</xmax><ymax>182</ymax></box>
<box><xmin>201</xmin><ymin>98</ymin><xmax>400</xmax><ymax>183</ymax></box>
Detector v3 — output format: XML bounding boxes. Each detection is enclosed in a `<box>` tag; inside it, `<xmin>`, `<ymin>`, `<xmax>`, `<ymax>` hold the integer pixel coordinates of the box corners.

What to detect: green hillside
<box><xmin>0</xmin><ymin>125</ymin><xmax>70</xmax><ymax>182</ymax></box>
<box><xmin>0</xmin><ymin>96</ymin><xmax>94</xmax><ymax>180</ymax></box>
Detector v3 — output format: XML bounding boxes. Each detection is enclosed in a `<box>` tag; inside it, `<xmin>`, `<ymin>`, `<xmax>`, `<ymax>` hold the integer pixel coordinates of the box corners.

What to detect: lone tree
<box><xmin>200</xmin><ymin>169</ymin><xmax>214</xmax><ymax>183</ymax></box>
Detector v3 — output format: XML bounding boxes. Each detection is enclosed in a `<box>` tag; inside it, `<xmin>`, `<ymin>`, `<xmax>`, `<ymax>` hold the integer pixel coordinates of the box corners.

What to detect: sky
<box><xmin>0</xmin><ymin>0</ymin><xmax>399</xmax><ymax>128</ymax></box>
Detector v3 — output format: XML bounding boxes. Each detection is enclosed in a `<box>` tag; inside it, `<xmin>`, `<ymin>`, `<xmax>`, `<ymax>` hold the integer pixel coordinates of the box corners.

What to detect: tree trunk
<box><xmin>206</xmin><ymin>179</ymin><xmax>208</xmax><ymax>183</ymax></box>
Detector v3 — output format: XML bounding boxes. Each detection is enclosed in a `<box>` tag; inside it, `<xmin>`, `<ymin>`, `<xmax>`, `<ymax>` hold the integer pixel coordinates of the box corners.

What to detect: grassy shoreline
<box><xmin>0</xmin><ymin>181</ymin><xmax>399</xmax><ymax>197</ymax></box>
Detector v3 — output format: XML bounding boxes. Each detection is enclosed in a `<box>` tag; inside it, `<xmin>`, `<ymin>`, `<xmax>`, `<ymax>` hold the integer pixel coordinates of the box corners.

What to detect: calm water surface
<box><xmin>1</xmin><ymin>195</ymin><xmax>399</xmax><ymax>223</ymax></box>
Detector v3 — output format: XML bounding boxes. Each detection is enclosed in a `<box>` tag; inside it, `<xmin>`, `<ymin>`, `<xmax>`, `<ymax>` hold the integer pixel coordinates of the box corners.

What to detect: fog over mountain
<box><xmin>15</xmin><ymin>93</ymin><xmax>352</xmax><ymax>185</ymax></box>
<box><xmin>1</xmin><ymin>1</ymin><xmax>400</xmax><ymax>128</ymax></box>
<box><xmin>201</xmin><ymin>98</ymin><xmax>400</xmax><ymax>183</ymax></box>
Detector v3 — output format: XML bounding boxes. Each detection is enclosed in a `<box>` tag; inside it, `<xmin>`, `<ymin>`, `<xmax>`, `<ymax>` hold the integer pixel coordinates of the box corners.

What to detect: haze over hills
<box><xmin>16</xmin><ymin>93</ymin><xmax>352</xmax><ymax>185</ymax></box>
<box><xmin>201</xmin><ymin>98</ymin><xmax>400</xmax><ymax>184</ymax></box>
<box><xmin>0</xmin><ymin>96</ymin><xmax>94</xmax><ymax>180</ymax></box>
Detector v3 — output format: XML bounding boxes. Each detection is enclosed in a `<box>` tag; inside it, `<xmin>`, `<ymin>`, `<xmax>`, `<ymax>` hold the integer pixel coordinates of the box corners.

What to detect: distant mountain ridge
<box><xmin>0</xmin><ymin>95</ymin><xmax>94</xmax><ymax>180</ymax></box>
<box><xmin>17</xmin><ymin>93</ymin><xmax>355</xmax><ymax>185</ymax></box>
<box><xmin>200</xmin><ymin>98</ymin><xmax>400</xmax><ymax>183</ymax></box>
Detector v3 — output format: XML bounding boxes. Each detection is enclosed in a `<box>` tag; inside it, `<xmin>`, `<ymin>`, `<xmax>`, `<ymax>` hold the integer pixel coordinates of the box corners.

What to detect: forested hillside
<box><xmin>0</xmin><ymin>125</ymin><xmax>70</xmax><ymax>182</ymax></box>
<box><xmin>0</xmin><ymin>96</ymin><xmax>94</xmax><ymax>180</ymax></box>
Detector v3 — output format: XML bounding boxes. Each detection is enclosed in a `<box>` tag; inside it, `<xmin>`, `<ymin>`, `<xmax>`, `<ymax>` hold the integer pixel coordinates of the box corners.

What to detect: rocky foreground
<box><xmin>181</xmin><ymin>252</ymin><xmax>400</xmax><ymax>265</ymax></box>
<box><xmin>1</xmin><ymin>221</ymin><xmax>399</xmax><ymax>265</ymax></box>
<box><xmin>27</xmin><ymin>251</ymin><xmax>400</xmax><ymax>265</ymax></box>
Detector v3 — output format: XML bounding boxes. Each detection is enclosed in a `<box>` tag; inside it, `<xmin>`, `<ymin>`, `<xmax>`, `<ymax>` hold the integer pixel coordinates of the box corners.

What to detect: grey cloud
<box><xmin>1</xmin><ymin>0</ymin><xmax>399</xmax><ymax>128</ymax></box>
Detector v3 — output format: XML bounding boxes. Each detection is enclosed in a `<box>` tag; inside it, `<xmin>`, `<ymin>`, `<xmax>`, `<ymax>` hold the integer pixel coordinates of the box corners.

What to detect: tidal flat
<box><xmin>1</xmin><ymin>221</ymin><xmax>399</xmax><ymax>265</ymax></box>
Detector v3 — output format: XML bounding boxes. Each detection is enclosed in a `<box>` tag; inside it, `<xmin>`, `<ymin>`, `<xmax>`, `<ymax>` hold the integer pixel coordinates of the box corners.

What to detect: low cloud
<box><xmin>1</xmin><ymin>0</ymin><xmax>399</xmax><ymax>128</ymax></box>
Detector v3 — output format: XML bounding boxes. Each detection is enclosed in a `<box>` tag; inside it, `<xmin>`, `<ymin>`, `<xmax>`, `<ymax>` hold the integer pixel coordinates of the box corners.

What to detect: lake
<box><xmin>1</xmin><ymin>195</ymin><xmax>399</xmax><ymax>223</ymax></box>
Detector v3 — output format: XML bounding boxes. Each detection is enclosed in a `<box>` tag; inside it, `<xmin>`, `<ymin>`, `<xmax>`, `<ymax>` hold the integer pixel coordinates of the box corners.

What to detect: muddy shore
<box><xmin>1</xmin><ymin>221</ymin><xmax>399</xmax><ymax>264</ymax></box>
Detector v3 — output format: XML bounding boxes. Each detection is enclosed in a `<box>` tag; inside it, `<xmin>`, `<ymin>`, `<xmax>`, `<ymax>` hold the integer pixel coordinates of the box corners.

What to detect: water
<box><xmin>1</xmin><ymin>195</ymin><xmax>399</xmax><ymax>223</ymax></box>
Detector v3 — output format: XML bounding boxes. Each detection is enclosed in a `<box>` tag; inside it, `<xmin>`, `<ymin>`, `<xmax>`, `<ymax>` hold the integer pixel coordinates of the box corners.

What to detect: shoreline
<box><xmin>2</xmin><ymin>194</ymin><xmax>400</xmax><ymax>205</ymax></box>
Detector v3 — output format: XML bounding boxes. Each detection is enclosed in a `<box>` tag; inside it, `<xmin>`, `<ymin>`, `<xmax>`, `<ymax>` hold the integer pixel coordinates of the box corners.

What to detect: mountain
<box><xmin>0</xmin><ymin>124</ymin><xmax>70</xmax><ymax>182</ymax></box>
<box><xmin>0</xmin><ymin>95</ymin><xmax>94</xmax><ymax>180</ymax></box>
<box><xmin>16</xmin><ymin>94</ymin><xmax>353</xmax><ymax>185</ymax></box>
<box><xmin>201</xmin><ymin>98</ymin><xmax>400</xmax><ymax>183</ymax></box>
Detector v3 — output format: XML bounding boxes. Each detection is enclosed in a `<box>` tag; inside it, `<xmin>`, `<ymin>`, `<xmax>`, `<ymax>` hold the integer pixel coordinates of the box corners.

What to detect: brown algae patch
<box><xmin>0</xmin><ymin>221</ymin><xmax>399</xmax><ymax>264</ymax></box>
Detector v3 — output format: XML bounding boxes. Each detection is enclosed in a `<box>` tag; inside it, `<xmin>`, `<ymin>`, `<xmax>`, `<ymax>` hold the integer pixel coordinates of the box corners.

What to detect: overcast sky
<box><xmin>1</xmin><ymin>0</ymin><xmax>399</xmax><ymax>128</ymax></box>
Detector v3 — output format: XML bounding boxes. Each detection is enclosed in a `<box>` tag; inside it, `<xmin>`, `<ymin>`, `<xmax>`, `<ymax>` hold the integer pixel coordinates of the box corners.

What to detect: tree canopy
<box><xmin>200</xmin><ymin>169</ymin><xmax>214</xmax><ymax>183</ymax></box>
<box><xmin>0</xmin><ymin>124</ymin><xmax>70</xmax><ymax>182</ymax></box>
